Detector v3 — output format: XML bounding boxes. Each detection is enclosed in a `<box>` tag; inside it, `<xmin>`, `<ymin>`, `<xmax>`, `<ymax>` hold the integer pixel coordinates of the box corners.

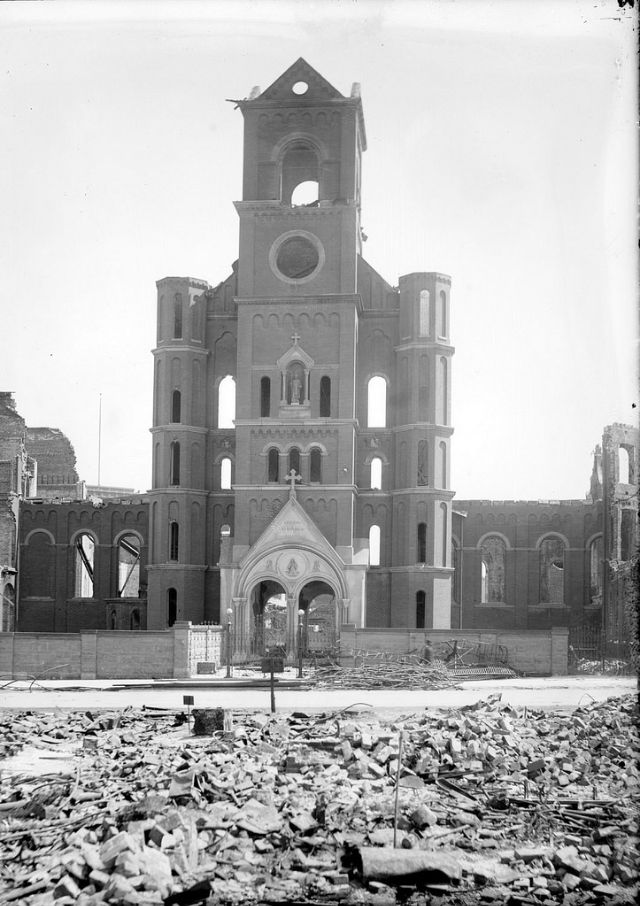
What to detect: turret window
<box><xmin>170</xmin><ymin>441</ymin><xmax>181</xmax><ymax>486</ymax></box>
<box><xmin>369</xmin><ymin>525</ymin><xmax>381</xmax><ymax>566</ymax></box>
<box><xmin>367</xmin><ymin>376</ymin><xmax>387</xmax><ymax>428</ymax></box>
<box><xmin>416</xmin><ymin>591</ymin><xmax>426</xmax><ymax>629</ymax></box>
<box><xmin>417</xmin><ymin>522</ymin><xmax>427</xmax><ymax>563</ymax></box>
<box><xmin>370</xmin><ymin>457</ymin><xmax>382</xmax><ymax>490</ymax></box>
<box><xmin>260</xmin><ymin>377</ymin><xmax>271</xmax><ymax>417</ymax></box>
<box><xmin>220</xmin><ymin>457</ymin><xmax>232</xmax><ymax>490</ymax></box>
<box><xmin>320</xmin><ymin>376</ymin><xmax>331</xmax><ymax>417</ymax></box>
<box><xmin>288</xmin><ymin>447</ymin><xmax>301</xmax><ymax>476</ymax></box>
<box><xmin>267</xmin><ymin>448</ymin><xmax>279</xmax><ymax>483</ymax></box>
<box><xmin>173</xmin><ymin>294</ymin><xmax>182</xmax><ymax>339</ymax></box>
<box><xmin>169</xmin><ymin>521</ymin><xmax>179</xmax><ymax>561</ymax></box>
<box><xmin>218</xmin><ymin>376</ymin><xmax>236</xmax><ymax>428</ymax></box>
<box><xmin>171</xmin><ymin>390</ymin><xmax>181</xmax><ymax>423</ymax></box>
<box><xmin>419</xmin><ymin>290</ymin><xmax>430</xmax><ymax>337</ymax></box>
<box><xmin>168</xmin><ymin>588</ymin><xmax>177</xmax><ymax>626</ymax></box>
<box><xmin>310</xmin><ymin>448</ymin><xmax>322</xmax><ymax>483</ymax></box>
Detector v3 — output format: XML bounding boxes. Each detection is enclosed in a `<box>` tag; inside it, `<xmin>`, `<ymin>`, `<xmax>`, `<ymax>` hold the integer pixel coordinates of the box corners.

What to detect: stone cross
<box><xmin>290</xmin><ymin>331</ymin><xmax>301</xmax><ymax>345</ymax></box>
<box><xmin>285</xmin><ymin>469</ymin><xmax>301</xmax><ymax>498</ymax></box>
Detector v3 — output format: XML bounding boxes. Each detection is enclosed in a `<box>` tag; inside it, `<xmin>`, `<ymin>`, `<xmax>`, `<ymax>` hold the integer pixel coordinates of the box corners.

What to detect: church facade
<box><xmin>146</xmin><ymin>60</ymin><xmax>455</xmax><ymax>656</ymax></box>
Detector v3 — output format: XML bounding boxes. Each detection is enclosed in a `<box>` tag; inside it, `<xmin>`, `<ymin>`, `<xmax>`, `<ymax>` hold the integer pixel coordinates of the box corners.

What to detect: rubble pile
<box><xmin>0</xmin><ymin>694</ymin><xmax>638</xmax><ymax>905</ymax></box>
<box><xmin>311</xmin><ymin>659</ymin><xmax>457</xmax><ymax>690</ymax></box>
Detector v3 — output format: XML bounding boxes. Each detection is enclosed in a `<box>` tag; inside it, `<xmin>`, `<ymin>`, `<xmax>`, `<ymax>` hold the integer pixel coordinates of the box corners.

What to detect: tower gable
<box><xmin>257</xmin><ymin>58</ymin><xmax>344</xmax><ymax>103</ymax></box>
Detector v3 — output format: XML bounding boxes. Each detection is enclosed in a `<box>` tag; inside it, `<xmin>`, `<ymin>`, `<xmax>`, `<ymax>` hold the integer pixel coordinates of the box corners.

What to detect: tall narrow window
<box><xmin>169</xmin><ymin>521</ymin><xmax>179</xmax><ymax>561</ymax></box>
<box><xmin>220</xmin><ymin>457</ymin><xmax>232</xmax><ymax>490</ymax></box>
<box><xmin>367</xmin><ymin>376</ymin><xmax>387</xmax><ymax>428</ymax></box>
<box><xmin>173</xmin><ymin>295</ymin><xmax>183</xmax><ymax>339</ymax></box>
<box><xmin>170</xmin><ymin>441</ymin><xmax>180</xmax><ymax>486</ymax></box>
<box><xmin>130</xmin><ymin>609</ymin><xmax>141</xmax><ymax>630</ymax></box>
<box><xmin>268</xmin><ymin>448</ymin><xmax>279</xmax><ymax>482</ymax></box>
<box><xmin>117</xmin><ymin>534</ymin><xmax>141</xmax><ymax>597</ymax></box>
<box><xmin>218</xmin><ymin>375</ymin><xmax>236</xmax><ymax>428</ymax></box>
<box><xmin>419</xmin><ymin>290</ymin><xmax>430</xmax><ymax>336</ymax></box>
<box><xmin>439</xmin><ymin>358</ymin><xmax>448</xmax><ymax>424</ymax></box>
<box><xmin>619</xmin><ymin>446</ymin><xmax>631</xmax><ymax>484</ymax></box>
<box><xmin>589</xmin><ymin>536</ymin><xmax>603</xmax><ymax>603</ymax></box>
<box><xmin>168</xmin><ymin>588</ymin><xmax>177</xmax><ymax>626</ymax></box>
<box><xmin>480</xmin><ymin>536</ymin><xmax>506</xmax><ymax>603</ymax></box>
<box><xmin>310</xmin><ymin>448</ymin><xmax>322</xmax><ymax>483</ymax></box>
<box><xmin>320</xmin><ymin>376</ymin><xmax>331</xmax><ymax>417</ymax></box>
<box><xmin>452</xmin><ymin>538</ymin><xmax>461</xmax><ymax>603</ymax></box>
<box><xmin>370</xmin><ymin>456</ymin><xmax>382</xmax><ymax>490</ymax></box>
<box><xmin>439</xmin><ymin>290</ymin><xmax>447</xmax><ymax>337</ymax></box>
<box><xmin>439</xmin><ymin>440</ymin><xmax>447</xmax><ymax>488</ymax></box>
<box><xmin>416</xmin><ymin>591</ymin><xmax>426</xmax><ymax>629</ymax></box>
<box><xmin>260</xmin><ymin>377</ymin><xmax>271</xmax><ymax>417</ymax></box>
<box><xmin>369</xmin><ymin>525</ymin><xmax>381</xmax><ymax>566</ymax></box>
<box><xmin>539</xmin><ymin>537</ymin><xmax>565</xmax><ymax>604</ymax></box>
<box><xmin>440</xmin><ymin>503</ymin><xmax>448</xmax><ymax>567</ymax></box>
<box><xmin>171</xmin><ymin>390</ymin><xmax>181</xmax><ymax>423</ymax></box>
<box><xmin>417</xmin><ymin>522</ymin><xmax>427</xmax><ymax>563</ymax></box>
<box><xmin>417</xmin><ymin>440</ymin><xmax>428</xmax><ymax>486</ymax></box>
<box><xmin>288</xmin><ymin>447</ymin><xmax>301</xmax><ymax>476</ymax></box>
<box><xmin>75</xmin><ymin>533</ymin><xmax>95</xmax><ymax>598</ymax></box>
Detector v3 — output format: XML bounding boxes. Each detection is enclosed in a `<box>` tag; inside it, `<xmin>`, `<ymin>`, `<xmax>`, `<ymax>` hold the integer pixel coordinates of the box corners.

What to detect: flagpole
<box><xmin>98</xmin><ymin>393</ymin><xmax>102</xmax><ymax>486</ymax></box>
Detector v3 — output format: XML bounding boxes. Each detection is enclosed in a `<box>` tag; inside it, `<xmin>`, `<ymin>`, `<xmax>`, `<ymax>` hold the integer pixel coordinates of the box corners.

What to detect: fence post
<box><xmin>172</xmin><ymin>621</ymin><xmax>192</xmax><ymax>679</ymax></box>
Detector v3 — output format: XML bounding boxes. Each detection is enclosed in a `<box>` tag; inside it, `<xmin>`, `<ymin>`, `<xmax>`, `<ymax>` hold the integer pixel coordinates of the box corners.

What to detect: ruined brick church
<box><xmin>147</xmin><ymin>59</ymin><xmax>454</xmax><ymax>655</ymax></box>
<box><xmin>5</xmin><ymin>60</ymin><xmax>638</xmax><ymax>660</ymax></box>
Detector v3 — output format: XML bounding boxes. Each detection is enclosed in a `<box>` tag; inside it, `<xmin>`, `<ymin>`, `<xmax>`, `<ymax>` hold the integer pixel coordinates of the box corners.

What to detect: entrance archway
<box><xmin>250</xmin><ymin>580</ymin><xmax>287</xmax><ymax>656</ymax></box>
<box><xmin>298</xmin><ymin>580</ymin><xmax>337</xmax><ymax>656</ymax></box>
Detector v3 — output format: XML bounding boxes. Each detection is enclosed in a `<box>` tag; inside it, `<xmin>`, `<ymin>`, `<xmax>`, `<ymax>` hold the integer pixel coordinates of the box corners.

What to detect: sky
<box><xmin>1</xmin><ymin>0</ymin><xmax>637</xmax><ymax>500</ymax></box>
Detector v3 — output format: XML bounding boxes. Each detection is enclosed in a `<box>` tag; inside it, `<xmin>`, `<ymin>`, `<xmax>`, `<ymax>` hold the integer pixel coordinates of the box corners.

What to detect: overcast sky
<box><xmin>2</xmin><ymin>0</ymin><xmax>637</xmax><ymax>500</ymax></box>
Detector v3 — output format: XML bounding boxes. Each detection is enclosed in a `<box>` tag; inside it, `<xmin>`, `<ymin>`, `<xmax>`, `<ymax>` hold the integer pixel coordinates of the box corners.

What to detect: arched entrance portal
<box><xmin>298</xmin><ymin>581</ymin><xmax>337</xmax><ymax>656</ymax></box>
<box><xmin>250</xmin><ymin>580</ymin><xmax>287</xmax><ymax>656</ymax></box>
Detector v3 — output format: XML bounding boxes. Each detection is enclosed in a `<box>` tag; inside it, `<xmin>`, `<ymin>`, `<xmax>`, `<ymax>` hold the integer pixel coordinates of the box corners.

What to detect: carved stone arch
<box><xmin>270</xmin><ymin>130</ymin><xmax>329</xmax><ymax>165</ymax></box>
<box><xmin>476</xmin><ymin>531</ymin><xmax>512</xmax><ymax>550</ymax></box>
<box><xmin>363</xmin><ymin>450</ymin><xmax>389</xmax><ymax>466</ymax></box>
<box><xmin>313</xmin><ymin>312</ymin><xmax>327</xmax><ymax>327</ymax></box>
<box><xmin>24</xmin><ymin>527</ymin><xmax>56</xmax><ymax>545</ymax></box>
<box><xmin>70</xmin><ymin>527</ymin><xmax>99</xmax><ymax>546</ymax></box>
<box><xmin>113</xmin><ymin>528</ymin><xmax>144</xmax><ymax>547</ymax></box>
<box><xmin>535</xmin><ymin>531</ymin><xmax>570</xmax><ymax>550</ymax></box>
<box><xmin>584</xmin><ymin>531</ymin><xmax>604</xmax><ymax>549</ymax></box>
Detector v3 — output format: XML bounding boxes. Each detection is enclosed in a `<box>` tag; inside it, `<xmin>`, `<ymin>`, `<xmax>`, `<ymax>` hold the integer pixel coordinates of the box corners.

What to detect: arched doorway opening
<box><xmin>298</xmin><ymin>580</ymin><xmax>337</xmax><ymax>656</ymax></box>
<box><xmin>250</xmin><ymin>580</ymin><xmax>287</xmax><ymax>657</ymax></box>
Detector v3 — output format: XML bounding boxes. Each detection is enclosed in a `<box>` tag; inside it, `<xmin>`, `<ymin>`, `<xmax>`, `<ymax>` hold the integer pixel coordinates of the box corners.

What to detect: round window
<box><xmin>276</xmin><ymin>236</ymin><xmax>319</xmax><ymax>279</ymax></box>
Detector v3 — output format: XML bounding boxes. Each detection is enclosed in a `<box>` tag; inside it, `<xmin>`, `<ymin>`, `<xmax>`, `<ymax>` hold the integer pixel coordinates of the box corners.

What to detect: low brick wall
<box><xmin>0</xmin><ymin>628</ymin><xmax>182</xmax><ymax>680</ymax></box>
<box><xmin>339</xmin><ymin>626</ymin><xmax>569</xmax><ymax>675</ymax></box>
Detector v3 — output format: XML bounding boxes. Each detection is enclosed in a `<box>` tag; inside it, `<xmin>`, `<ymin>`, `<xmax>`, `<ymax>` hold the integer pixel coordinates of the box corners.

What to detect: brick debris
<box><xmin>0</xmin><ymin>693</ymin><xmax>637</xmax><ymax>905</ymax></box>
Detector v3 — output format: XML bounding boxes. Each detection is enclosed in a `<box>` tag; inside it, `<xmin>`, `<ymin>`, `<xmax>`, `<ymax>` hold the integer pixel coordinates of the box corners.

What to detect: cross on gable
<box><xmin>291</xmin><ymin>332</ymin><xmax>300</xmax><ymax>345</ymax></box>
<box><xmin>285</xmin><ymin>469</ymin><xmax>301</xmax><ymax>497</ymax></box>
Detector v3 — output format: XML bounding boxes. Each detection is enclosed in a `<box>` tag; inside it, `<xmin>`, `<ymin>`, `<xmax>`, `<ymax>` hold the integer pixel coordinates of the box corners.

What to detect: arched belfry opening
<box><xmin>281</xmin><ymin>141</ymin><xmax>320</xmax><ymax>205</ymax></box>
<box><xmin>250</xmin><ymin>580</ymin><xmax>287</xmax><ymax>656</ymax></box>
<box><xmin>298</xmin><ymin>580</ymin><xmax>337</xmax><ymax>655</ymax></box>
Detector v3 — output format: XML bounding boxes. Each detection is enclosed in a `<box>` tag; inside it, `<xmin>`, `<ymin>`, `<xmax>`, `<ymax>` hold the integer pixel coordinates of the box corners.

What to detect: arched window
<box><xmin>171</xmin><ymin>390</ymin><xmax>181</xmax><ymax>423</ymax></box>
<box><xmin>370</xmin><ymin>456</ymin><xmax>382</xmax><ymax>490</ymax></box>
<box><xmin>220</xmin><ymin>457</ymin><xmax>232</xmax><ymax>490</ymax></box>
<box><xmin>619</xmin><ymin>446</ymin><xmax>630</xmax><ymax>484</ymax></box>
<box><xmin>288</xmin><ymin>447</ymin><xmax>301</xmax><ymax>476</ymax></box>
<box><xmin>310</xmin><ymin>448</ymin><xmax>322</xmax><ymax>483</ymax></box>
<box><xmin>417</xmin><ymin>440</ymin><xmax>428</xmax><ymax>486</ymax></box>
<box><xmin>369</xmin><ymin>525</ymin><xmax>381</xmax><ymax>566</ymax></box>
<box><xmin>419</xmin><ymin>290</ymin><xmax>430</xmax><ymax>337</ymax></box>
<box><xmin>452</xmin><ymin>538</ymin><xmax>460</xmax><ymax>604</ymax></box>
<box><xmin>416</xmin><ymin>591</ymin><xmax>426</xmax><ymax>629</ymax></box>
<box><xmin>168</xmin><ymin>588</ymin><xmax>177</xmax><ymax>627</ymax></box>
<box><xmin>589</xmin><ymin>536</ymin><xmax>603</xmax><ymax>603</ymax></box>
<box><xmin>218</xmin><ymin>375</ymin><xmax>236</xmax><ymax>428</ymax></box>
<box><xmin>480</xmin><ymin>536</ymin><xmax>506</xmax><ymax>603</ymax></box>
<box><xmin>540</xmin><ymin>537</ymin><xmax>565</xmax><ymax>604</ymax></box>
<box><xmin>267</xmin><ymin>448</ymin><xmax>279</xmax><ymax>483</ymax></box>
<box><xmin>439</xmin><ymin>358</ymin><xmax>448</xmax><ymax>424</ymax></box>
<box><xmin>281</xmin><ymin>142</ymin><xmax>319</xmax><ymax>205</ymax></box>
<box><xmin>440</xmin><ymin>502</ymin><xmax>448</xmax><ymax>567</ymax></box>
<box><xmin>439</xmin><ymin>441</ymin><xmax>447</xmax><ymax>488</ymax></box>
<box><xmin>117</xmin><ymin>534</ymin><xmax>141</xmax><ymax>597</ymax></box>
<box><xmin>439</xmin><ymin>290</ymin><xmax>447</xmax><ymax>337</ymax></box>
<box><xmin>320</xmin><ymin>376</ymin><xmax>331</xmax><ymax>417</ymax></box>
<box><xmin>417</xmin><ymin>522</ymin><xmax>427</xmax><ymax>563</ymax></box>
<box><xmin>173</xmin><ymin>294</ymin><xmax>182</xmax><ymax>339</ymax></box>
<box><xmin>75</xmin><ymin>533</ymin><xmax>95</xmax><ymax>598</ymax></box>
<box><xmin>169</xmin><ymin>521</ymin><xmax>179</xmax><ymax>561</ymax></box>
<box><xmin>367</xmin><ymin>376</ymin><xmax>387</xmax><ymax>428</ymax></box>
<box><xmin>260</xmin><ymin>377</ymin><xmax>271</xmax><ymax>417</ymax></box>
<box><xmin>170</xmin><ymin>441</ymin><xmax>180</xmax><ymax>486</ymax></box>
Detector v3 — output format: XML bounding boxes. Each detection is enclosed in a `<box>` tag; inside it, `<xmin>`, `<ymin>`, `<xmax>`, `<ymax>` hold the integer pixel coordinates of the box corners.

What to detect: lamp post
<box><xmin>226</xmin><ymin>607</ymin><xmax>233</xmax><ymax>678</ymax></box>
<box><xmin>297</xmin><ymin>608</ymin><xmax>305</xmax><ymax>678</ymax></box>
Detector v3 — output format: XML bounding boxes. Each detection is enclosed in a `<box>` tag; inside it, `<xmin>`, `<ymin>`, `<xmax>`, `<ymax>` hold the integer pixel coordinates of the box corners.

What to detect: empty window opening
<box><xmin>417</xmin><ymin>440</ymin><xmax>429</xmax><ymax>486</ymax></box>
<box><xmin>169</xmin><ymin>521</ymin><xmax>179</xmax><ymax>561</ymax></box>
<box><xmin>440</xmin><ymin>441</ymin><xmax>447</xmax><ymax>488</ymax></box>
<box><xmin>417</xmin><ymin>522</ymin><xmax>427</xmax><ymax>563</ymax></box>
<box><xmin>480</xmin><ymin>536</ymin><xmax>506</xmax><ymax>603</ymax></box>
<box><xmin>281</xmin><ymin>142</ymin><xmax>319</xmax><ymax>205</ymax></box>
<box><xmin>416</xmin><ymin>591</ymin><xmax>426</xmax><ymax>629</ymax></box>
<box><xmin>621</xmin><ymin>509</ymin><xmax>634</xmax><ymax>560</ymax></box>
<box><xmin>173</xmin><ymin>294</ymin><xmax>182</xmax><ymax>339</ymax></box>
<box><xmin>260</xmin><ymin>377</ymin><xmax>271</xmax><ymax>417</ymax></box>
<box><xmin>320</xmin><ymin>376</ymin><xmax>331</xmax><ymax>417</ymax></box>
<box><xmin>291</xmin><ymin>180</ymin><xmax>319</xmax><ymax>206</ymax></box>
<box><xmin>220</xmin><ymin>457</ymin><xmax>232</xmax><ymax>490</ymax></box>
<box><xmin>117</xmin><ymin>533</ymin><xmax>141</xmax><ymax>597</ymax></box>
<box><xmin>288</xmin><ymin>447</ymin><xmax>301</xmax><ymax>476</ymax></box>
<box><xmin>367</xmin><ymin>376</ymin><xmax>387</xmax><ymax>428</ymax></box>
<box><xmin>268</xmin><ymin>448</ymin><xmax>279</xmax><ymax>483</ymax></box>
<box><xmin>370</xmin><ymin>456</ymin><xmax>382</xmax><ymax>490</ymax></box>
<box><xmin>589</xmin><ymin>536</ymin><xmax>603</xmax><ymax>602</ymax></box>
<box><xmin>310</xmin><ymin>448</ymin><xmax>322</xmax><ymax>483</ymax></box>
<box><xmin>439</xmin><ymin>358</ymin><xmax>448</xmax><ymax>424</ymax></box>
<box><xmin>619</xmin><ymin>446</ymin><xmax>631</xmax><ymax>484</ymax></box>
<box><xmin>171</xmin><ymin>390</ymin><xmax>181</xmax><ymax>423</ymax></box>
<box><xmin>369</xmin><ymin>525</ymin><xmax>381</xmax><ymax>566</ymax></box>
<box><xmin>168</xmin><ymin>588</ymin><xmax>177</xmax><ymax>626</ymax></box>
<box><xmin>292</xmin><ymin>80</ymin><xmax>309</xmax><ymax>95</ymax></box>
<box><xmin>439</xmin><ymin>290</ymin><xmax>447</xmax><ymax>337</ymax></box>
<box><xmin>75</xmin><ymin>533</ymin><xmax>95</xmax><ymax>598</ymax></box>
<box><xmin>170</xmin><ymin>441</ymin><xmax>181</xmax><ymax>486</ymax></box>
<box><xmin>540</xmin><ymin>537</ymin><xmax>565</xmax><ymax>604</ymax></box>
<box><xmin>440</xmin><ymin>503</ymin><xmax>448</xmax><ymax>567</ymax></box>
<box><xmin>419</xmin><ymin>290</ymin><xmax>430</xmax><ymax>336</ymax></box>
<box><xmin>218</xmin><ymin>375</ymin><xmax>236</xmax><ymax>428</ymax></box>
<box><xmin>130</xmin><ymin>608</ymin><xmax>140</xmax><ymax>630</ymax></box>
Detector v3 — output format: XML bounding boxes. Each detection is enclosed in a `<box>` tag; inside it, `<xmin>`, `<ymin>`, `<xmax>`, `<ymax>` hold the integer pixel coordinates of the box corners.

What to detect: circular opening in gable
<box><xmin>292</xmin><ymin>81</ymin><xmax>309</xmax><ymax>95</ymax></box>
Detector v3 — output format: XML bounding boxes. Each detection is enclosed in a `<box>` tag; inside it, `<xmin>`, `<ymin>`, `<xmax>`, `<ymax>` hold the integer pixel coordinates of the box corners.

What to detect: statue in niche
<box><xmin>287</xmin><ymin>363</ymin><xmax>305</xmax><ymax>405</ymax></box>
<box><xmin>286</xmin><ymin>558</ymin><xmax>299</xmax><ymax>577</ymax></box>
<box><xmin>291</xmin><ymin>375</ymin><xmax>302</xmax><ymax>404</ymax></box>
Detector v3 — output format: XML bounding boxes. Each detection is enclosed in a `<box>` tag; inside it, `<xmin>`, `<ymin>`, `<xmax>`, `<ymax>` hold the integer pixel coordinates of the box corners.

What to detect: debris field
<box><xmin>0</xmin><ymin>692</ymin><xmax>638</xmax><ymax>905</ymax></box>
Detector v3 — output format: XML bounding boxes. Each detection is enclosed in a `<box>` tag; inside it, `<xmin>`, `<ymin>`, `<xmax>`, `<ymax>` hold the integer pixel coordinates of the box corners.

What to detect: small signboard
<box><xmin>262</xmin><ymin>656</ymin><xmax>285</xmax><ymax>674</ymax></box>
